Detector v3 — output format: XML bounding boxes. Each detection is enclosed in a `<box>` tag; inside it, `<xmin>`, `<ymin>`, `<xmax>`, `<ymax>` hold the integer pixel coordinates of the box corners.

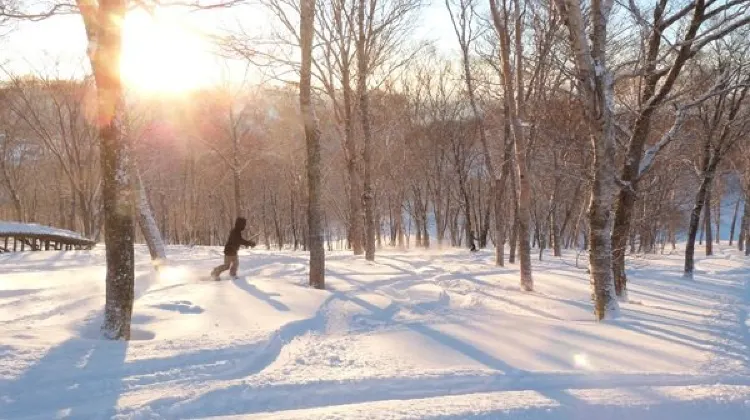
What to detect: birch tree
<box><xmin>300</xmin><ymin>0</ymin><xmax>326</xmax><ymax>288</ymax></box>
<box><xmin>488</xmin><ymin>0</ymin><xmax>533</xmax><ymax>290</ymax></box>
<box><xmin>77</xmin><ymin>0</ymin><xmax>135</xmax><ymax>339</ymax></box>
<box><xmin>553</xmin><ymin>0</ymin><xmax>619</xmax><ymax>319</ymax></box>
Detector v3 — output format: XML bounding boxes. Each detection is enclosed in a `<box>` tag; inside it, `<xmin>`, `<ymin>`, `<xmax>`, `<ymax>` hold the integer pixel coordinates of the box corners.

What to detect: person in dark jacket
<box><xmin>211</xmin><ymin>217</ymin><xmax>256</xmax><ymax>280</ymax></box>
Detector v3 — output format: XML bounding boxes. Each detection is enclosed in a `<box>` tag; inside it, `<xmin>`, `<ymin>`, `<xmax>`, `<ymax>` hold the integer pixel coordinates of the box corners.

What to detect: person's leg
<box><xmin>229</xmin><ymin>255</ymin><xmax>239</xmax><ymax>277</ymax></box>
<box><xmin>211</xmin><ymin>256</ymin><xmax>231</xmax><ymax>277</ymax></box>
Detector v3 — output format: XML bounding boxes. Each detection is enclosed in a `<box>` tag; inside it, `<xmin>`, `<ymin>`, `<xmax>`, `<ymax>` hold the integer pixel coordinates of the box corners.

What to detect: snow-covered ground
<box><xmin>1</xmin><ymin>244</ymin><xmax>749</xmax><ymax>419</ymax></box>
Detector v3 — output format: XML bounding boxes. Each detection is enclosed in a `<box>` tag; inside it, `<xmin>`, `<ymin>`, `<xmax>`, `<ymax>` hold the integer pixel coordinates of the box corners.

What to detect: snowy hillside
<box><xmin>1</xmin><ymin>245</ymin><xmax>749</xmax><ymax>419</ymax></box>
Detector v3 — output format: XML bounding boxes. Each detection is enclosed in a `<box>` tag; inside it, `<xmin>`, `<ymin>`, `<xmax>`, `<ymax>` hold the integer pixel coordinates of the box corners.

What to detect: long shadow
<box><xmin>232</xmin><ymin>277</ymin><xmax>290</xmax><ymax>312</ymax></box>
<box><xmin>0</xmin><ymin>288</ymin><xmax>43</xmax><ymax>299</ymax></box>
<box><xmin>0</xmin><ymin>315</ymin><xmax>129</xmax><ymax>419</ymax></box>
<box><xmin>123</xmin><ymin>264</ymin><xmax>750</xmax><ymax>418</ymax></box>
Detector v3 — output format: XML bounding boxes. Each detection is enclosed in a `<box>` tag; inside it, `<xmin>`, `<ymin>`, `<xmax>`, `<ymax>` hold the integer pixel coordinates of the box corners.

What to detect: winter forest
<box><xmin>1</xmin><ymin>0</ymin><xmax>750</xmax><ymax>417</ymax></box>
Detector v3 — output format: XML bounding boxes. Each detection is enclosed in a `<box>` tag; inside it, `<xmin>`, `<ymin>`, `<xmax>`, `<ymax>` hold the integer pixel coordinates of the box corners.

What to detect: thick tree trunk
<box><xmin>300</xmin><ymin>0</ymin><xmax>324</xmax><ymax>289</ymax></box>
<box><xmin>83</xmin><ymin>0</ymin><xmax>135</xmax><ymax>340</ymax></box>
<box><xmin>136</xmin><ymin>171</ymin><xmax>166</xmax><ymax>263</ymax></box>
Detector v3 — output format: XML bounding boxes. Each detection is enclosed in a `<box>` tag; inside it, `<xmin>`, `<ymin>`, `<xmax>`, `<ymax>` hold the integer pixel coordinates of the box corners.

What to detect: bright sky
<box><xmin>0</xmin><ymin>0</ymin><xmax>456</xmax><ymax>95</ymax></box>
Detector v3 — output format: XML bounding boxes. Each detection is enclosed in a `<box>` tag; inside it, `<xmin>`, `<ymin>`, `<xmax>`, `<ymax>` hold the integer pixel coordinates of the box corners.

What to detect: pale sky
<box><xmin>0</xmin><ymin>0</ymin><xmax>457</xmax><ymax>94</ymax></box>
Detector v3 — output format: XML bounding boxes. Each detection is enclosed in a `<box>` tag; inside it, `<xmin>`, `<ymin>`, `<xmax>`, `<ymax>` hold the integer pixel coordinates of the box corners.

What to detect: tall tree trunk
<box><xmin>739</xmin><ymin>199</ymin><xmax>747</xmax><ymax>252</ymax></box>
<box><xmin>685</xmin><ymin>138</ymin><xmax>722</xmax><ymax>276</ymax></box>
<box><xmin>136</xmin><ymin>171</ymin><xmax>166</xmax><ymax>264</ymax></box>
<box><xmin>714</xmin><ymin>181</ymin><xmax>721</xmax><ymax>244</ymax></box>
<box><xmin>554</xmin><ymin>0</ymin><xmax>619</xmax><ymax>318</ymax></box>
<box><xmin>494</xmin><ymin>178</ymin><xmax>506</xmax><ymax>266</ymax></box>
<box><xmin>490</xmin><ymin>0</ymin><xmax>533</xmax><ymax>291</ymax></box>
<box><xmin>704</xmin><ymin>185</ymin><xmax>713</xmax><ymax>256</ymax></box>
<box><xmin>729</xmin><ymin>196</ymin><xmax>741</xmax><ymax>246</ymax></box>
<box><xmin>342</xmin><ymin>69</ymin><xmax>363</xmax><ymax>256</ymax></box>
<box><xmin>300</xmin><ymin>0</ymin><xmax>324</xmax><ymax>289</ymax></box>
<box><xmin>357</xmin><ymin>0</ymin><xmax>375</xmax><ymax>261</ymax></box>
<box><xmin>685</xmin><ymin>176</ymin><xmax>712</xmax><ymax>277</ymax></box>
<box><xmin>81</xmin><ymin>0</ymin><xmax>135</xmax><ymax>340</ymax></box>
<box><xmin>233</xmin><ymin>161</ymin><xmax>242</xmax><ymax>218</ymax></box>
<box><xmin>740</xmin><ymin>196</ymin><xmax>749</xmax><ymax>254</ymax></box>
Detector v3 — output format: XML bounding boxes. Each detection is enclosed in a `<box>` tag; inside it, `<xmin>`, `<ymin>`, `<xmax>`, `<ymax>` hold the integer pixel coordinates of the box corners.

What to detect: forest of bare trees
<box><xmin>1</xmin><ymin>0</ymin><xmax>750</xmax><ymax>334</ymax></box>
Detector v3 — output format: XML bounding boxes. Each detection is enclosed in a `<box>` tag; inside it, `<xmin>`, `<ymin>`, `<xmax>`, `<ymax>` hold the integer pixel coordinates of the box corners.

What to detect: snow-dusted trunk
<box><xmin>80</xmin><ymin>0</ymin><xmax>135</xmax><ymax>340</ymax></box>
<box><xmin>356</xmin><ymin>0</ymin><xmax>375</xmax><ymax>262</ymax></box>
<box><xmin>136</xmin><ymin>171</ymin><xmax>166</xmax><ymax>263</ymax></box>
<box><xmin>554</xmin><ymin>0</ymin><xmax>619</xmax><ymax>319</ymax></box>
<box><xmin>300</xmin><ymin>0</ymin><xmax>325</xmax><ymax>289</ymax></box>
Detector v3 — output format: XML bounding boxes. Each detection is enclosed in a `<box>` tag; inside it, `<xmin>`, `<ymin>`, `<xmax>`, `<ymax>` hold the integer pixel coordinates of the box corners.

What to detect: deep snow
<box><xmin>0</xmin><ymin>244</ymin><xmax>749</xmax><ymax>419</ymax></box>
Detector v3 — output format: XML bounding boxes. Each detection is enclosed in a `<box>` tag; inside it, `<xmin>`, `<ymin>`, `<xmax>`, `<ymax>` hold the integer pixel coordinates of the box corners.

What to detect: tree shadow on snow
<box><xmin>0</xmin><ymin>313</ymin><xmax>131</xmax><ymax>419</ymax></box>
<box><xmin>232</xmin><ymin>277</ymin><xmax>290</xmax><ymax>312</ymax></box>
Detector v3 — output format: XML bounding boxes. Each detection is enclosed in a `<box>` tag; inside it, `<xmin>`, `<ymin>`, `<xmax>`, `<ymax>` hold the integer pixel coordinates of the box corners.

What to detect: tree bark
<box><xmin>300</xmin><ymin>0</ymin><xmax>325</xmax><ymax>289</ymax></box>
<box><xmin>729</xmin><ymin>196</ymin><xmax>741</xmax><ymax>246</ymax></box>
<box><xmin>343</xmin><ymin>72</ymin><xmax>364</xmax><ymax>256</ymax></box>
<box><xmin>554</xmin><ymin>0</ymin><xmax>619</xmax><ymax>318</ymax></box>
<box><xmin>704</xmin><ymin>185</ymin><xmax>713</xmax><ymax>256</ymax></box>
<box><xmin>489</xmin><ymin>0</ymin><xmax>533</xmax><ymax>290</ymax></box>
<box><xmin>357</xmin><ymin>0</ymin><xmax>376</xmax><ymax>262</ymax></box>
<box><xmin>685</xmin><ymin>174</ymin><xmax>713</xmax><ymax>277</ymax></box>
<box><xmin>740</xmin><ymin>196</ymin><xmax>749</xmax><ymax>254</ymax></box>
<box><xmin>80</xmin><ymin>0</ymin><xmax>135</xmax><ymax>340</ymax></box>
<box><xmin>739</xmin><ymin>200</ymin><xmax>747</xmax><ymax>252</ymax></box>
<box><xmin>136</xmin><ymin>170</ymin><xmax>167</xmax><ymax>264</ymax></box>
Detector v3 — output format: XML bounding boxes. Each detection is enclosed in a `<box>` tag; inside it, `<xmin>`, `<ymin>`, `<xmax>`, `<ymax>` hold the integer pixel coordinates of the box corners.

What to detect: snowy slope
<box><xmin>0</xmin><ymin>244</ymin><xmax>749</xmax><ymax>419</ymax></box>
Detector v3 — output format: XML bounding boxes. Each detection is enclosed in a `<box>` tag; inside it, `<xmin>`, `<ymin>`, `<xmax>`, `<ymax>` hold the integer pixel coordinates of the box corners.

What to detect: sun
<box><xmin>121</xmin><ymin>9</ymin><xmax>217</xmax><ymax>94</ymax></box>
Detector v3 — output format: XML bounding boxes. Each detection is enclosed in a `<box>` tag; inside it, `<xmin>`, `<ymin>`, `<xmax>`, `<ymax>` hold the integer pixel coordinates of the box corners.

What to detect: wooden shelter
<box><xmin>0</xmin><ymin>221</ymin><xmax>96</xmax><ymax>253</ymax></box>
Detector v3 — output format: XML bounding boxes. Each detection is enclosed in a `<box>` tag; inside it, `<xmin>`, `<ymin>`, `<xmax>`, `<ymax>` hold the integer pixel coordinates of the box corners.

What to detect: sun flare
<box><xmin>121</xmin><ymin>10</ymin><xmax>216</xmax><ymax>94</ymax></box>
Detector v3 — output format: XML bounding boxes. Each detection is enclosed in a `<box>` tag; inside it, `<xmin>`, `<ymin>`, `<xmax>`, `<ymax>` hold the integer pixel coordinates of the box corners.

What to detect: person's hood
<box><xmin>234</xmin><ymin>217</ymin><xmax>247</xmax><ymax>230</ymax></box>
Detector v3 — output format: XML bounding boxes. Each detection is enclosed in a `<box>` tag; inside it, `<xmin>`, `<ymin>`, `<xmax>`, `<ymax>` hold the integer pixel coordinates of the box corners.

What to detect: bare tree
<box><xmin>611</xmin><ymin>0</ymin><xmax>750</xmax><ymax>298</ymax></box>
<box><xmin>489</xmin><ymin>0</ymin><xmax>533</xmax><ymax>291</ymax></box>
<box><xmin>684</xmin><ymin>62</ymin><xmax>750</xmax><ymax>278</ymax></box>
